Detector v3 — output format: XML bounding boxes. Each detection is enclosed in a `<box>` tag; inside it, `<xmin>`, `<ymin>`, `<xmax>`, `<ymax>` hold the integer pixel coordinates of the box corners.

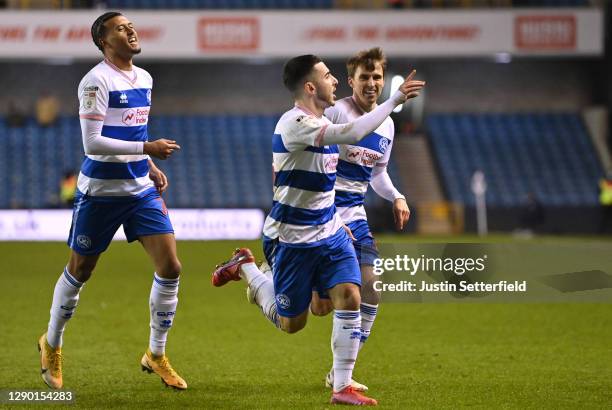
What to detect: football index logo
<box><xmin>346</xmin><ymin>146</ymin><xmax>363</xmax><ymax>163</ymax></box>
<box><xmin>122</xmin><ymin>109</ymin><xmax>135</xmax><ymax>125</ymax></box>
<box><xmin>122</xmin><ymin>108</ymin><xmax>149</xmax><ymax>126</ymax></box>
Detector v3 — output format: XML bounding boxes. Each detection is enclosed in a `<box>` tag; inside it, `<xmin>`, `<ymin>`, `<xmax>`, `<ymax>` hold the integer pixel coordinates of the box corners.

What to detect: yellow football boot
<box><xmin>140</xmin><ymin>348</ymin><xmax>187</xmax><ymax>390</ymax></box>
<box><xmin>37</xmin><ymin>333</ymin><xmax>63</xmax><ymax>389</ymax></box>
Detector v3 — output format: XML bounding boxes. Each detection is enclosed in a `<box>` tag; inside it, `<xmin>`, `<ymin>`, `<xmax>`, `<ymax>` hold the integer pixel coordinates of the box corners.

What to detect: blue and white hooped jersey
<box><xmin>262</xmin><ymin>106</ymin><xmax>344</xmax><ymax>246</ymax></box>
<box><xmin>325</xmin><ymin>97</ymin><xmax>395</xmax><ymax>224</ymax></box>
<box><xmin>77</xmin><ymin>59</ymin><xmax>154</xmax><ymax>199</ymax></box>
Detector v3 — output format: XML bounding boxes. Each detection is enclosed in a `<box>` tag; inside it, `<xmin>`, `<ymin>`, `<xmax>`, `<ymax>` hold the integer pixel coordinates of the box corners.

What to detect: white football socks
<box><xmin>241</xmin><ymin>262</ymin><xmax>280</xmax><ymax>328</ymax></box>
<box><xmin>332</xmin><ymin>310</ymin><xmax>361</xmax><ymax>392</ymax></box>
<box><xmin>149</xmin><ymin>273</ymin><xmax>179</xmax><ymax>356</ymax></box>
<box><xmin>359</xmin><ymin>303</ymin><xmax>378</xmax><ymax>350</ymax></box>
<box><xmin>47</xmin><ymin>267</ymin><xmax>84</xmax><ymax>348</ymax></box>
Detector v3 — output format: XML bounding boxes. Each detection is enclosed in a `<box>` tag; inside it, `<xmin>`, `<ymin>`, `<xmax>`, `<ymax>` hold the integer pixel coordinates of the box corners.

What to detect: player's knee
<box><xmin>332</xmin><ymin>284</ymin><xmax>361</xmax><ymax>310</ymax></box>
<box><xmin>343</xmin><ymin>291</ymin><xmax>361</xmax><ymax>311</ymax></box>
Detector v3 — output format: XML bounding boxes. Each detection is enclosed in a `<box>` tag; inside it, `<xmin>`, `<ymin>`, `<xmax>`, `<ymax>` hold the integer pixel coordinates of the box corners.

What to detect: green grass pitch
<box><xmin>1</xmin><ymin>237</ymin><xmax>611</xmax><ymax>409</ymax></box>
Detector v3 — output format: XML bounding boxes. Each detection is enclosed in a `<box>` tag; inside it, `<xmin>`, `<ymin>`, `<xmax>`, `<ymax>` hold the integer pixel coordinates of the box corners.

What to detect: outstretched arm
<box><xmin>319</xmin><ymin>70</ymin><xmax>424</xmax><ymax>146</ymax></box>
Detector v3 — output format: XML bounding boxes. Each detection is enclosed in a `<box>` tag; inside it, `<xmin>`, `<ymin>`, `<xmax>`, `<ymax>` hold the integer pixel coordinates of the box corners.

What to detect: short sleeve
<box><xmin>78</xmin><ymin>73</ymin><xmax>108</xmax><ymax>121</ymax></box>
<box><xmin>280</xmin><ymin>114</ymin><xmax>328</xmax><ymax>151</ymax></box>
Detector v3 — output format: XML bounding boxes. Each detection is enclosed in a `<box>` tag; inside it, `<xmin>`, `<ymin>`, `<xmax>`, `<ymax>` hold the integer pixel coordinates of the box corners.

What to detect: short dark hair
<box><xmin>91</xmin><ymin>11</ymin><xmax>123</xmax><ymax>53</ymax></box>
<box><xmin>346</xmin><ymin>47</ymin><xmax>387</xmax><ymax>78</ymax></box>
<box><xmin>282</xmin><ymin>54</ymin><xmax>322</xmax><ymax>93</ymax></box>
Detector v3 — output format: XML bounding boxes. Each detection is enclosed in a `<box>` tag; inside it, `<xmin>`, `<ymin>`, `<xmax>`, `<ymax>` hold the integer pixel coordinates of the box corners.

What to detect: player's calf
<box><xmin>157</xmin><ymin>259</ymin><xmax>181</xmax><ymax>279</ymax></box>
<box><xmin>67</xmin><ymin>251</ymin><xmax>100</xmax><ymax>283</ymax></box>
<box><xmin>360</xmin><ymin>266</ymin><xmax>381</xmax><ymax>306</ymax></box>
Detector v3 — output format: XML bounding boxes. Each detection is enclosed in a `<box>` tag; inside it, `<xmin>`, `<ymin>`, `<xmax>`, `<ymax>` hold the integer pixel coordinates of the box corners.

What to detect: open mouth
<box><xmin>128</xmin><ymin>36</ymin><xmax>138</xmax><ymax>45</ymax></box>
<box><xmin>364</xmin><ymin>90</ymin><xmax>377</xmax><ymax>98</ymax></box>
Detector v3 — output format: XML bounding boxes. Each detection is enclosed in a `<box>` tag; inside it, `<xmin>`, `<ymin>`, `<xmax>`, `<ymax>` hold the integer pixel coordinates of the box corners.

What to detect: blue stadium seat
<box><xmin>0</xmin><ymin>113</ymin><xmax>401</xmax><ymax>210</ymax></box>
<box><xmin>427</xmin><ymin>112</ymin><xmax>604</xmax><ymax>207</ymax></box>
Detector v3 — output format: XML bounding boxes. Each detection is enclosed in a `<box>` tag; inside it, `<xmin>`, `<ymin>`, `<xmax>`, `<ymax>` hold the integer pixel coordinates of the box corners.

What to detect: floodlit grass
<box><xmin>1</xmin><ymin>237</ymin><xmax>611</xmax><ymax>409</ymax></box>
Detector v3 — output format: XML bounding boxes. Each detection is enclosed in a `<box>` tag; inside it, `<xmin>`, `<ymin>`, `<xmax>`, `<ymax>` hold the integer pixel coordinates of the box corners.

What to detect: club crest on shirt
<box><xmin>76</xmin><ymin>235</ymin><xmax>91</xmax><ymax>249</ymax></box>
<box><xmin>379</xmin><ymin>137</ymin><xmax>389</xmax><ymax>154</ymax></box>
<box><xmin>276</xmin><ymin>293</ymin><xmax>291</xmax><ymax>309</ymax></box>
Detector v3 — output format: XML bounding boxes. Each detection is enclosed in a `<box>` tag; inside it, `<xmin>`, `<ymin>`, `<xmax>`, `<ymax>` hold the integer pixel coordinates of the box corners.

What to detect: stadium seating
<box><xmin>0</xmin><ymin>114</ymin><xmax>400</xmax><ymax>209</ymax></box>
<box><xmin>0</xmin><ymin>111</ymin><xmax>601</xmax><ymax>210</ymax></box>
<box><xmin>427</xmin><ymin>112</ymin><xmax>603</xmax><ymax>207</ymax></box>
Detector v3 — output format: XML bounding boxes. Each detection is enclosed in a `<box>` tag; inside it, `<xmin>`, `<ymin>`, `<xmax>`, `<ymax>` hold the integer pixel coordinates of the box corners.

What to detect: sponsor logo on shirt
<box><xmin>345</xmin><ymin>146</ymin><xmax>383</xmax><ymax>167</ymax></box>
<box><xmin>361</xmin><ymin>150</ymin><xmax>383</xmax><ymax>167</ymax></box>
<box><xmin>325</xmin><ymin>155</ymin><xmax>338</xmax><ymax>173</ymax></box>
<box><xmin>346</xmin><ymin>146</ymin><xmax>362</xmax><ymax>162</ymax></box>
<box><xmin>122</xmin><ymin>108</ymin><xmax>150</xmax><ymax>126</ymax></box>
